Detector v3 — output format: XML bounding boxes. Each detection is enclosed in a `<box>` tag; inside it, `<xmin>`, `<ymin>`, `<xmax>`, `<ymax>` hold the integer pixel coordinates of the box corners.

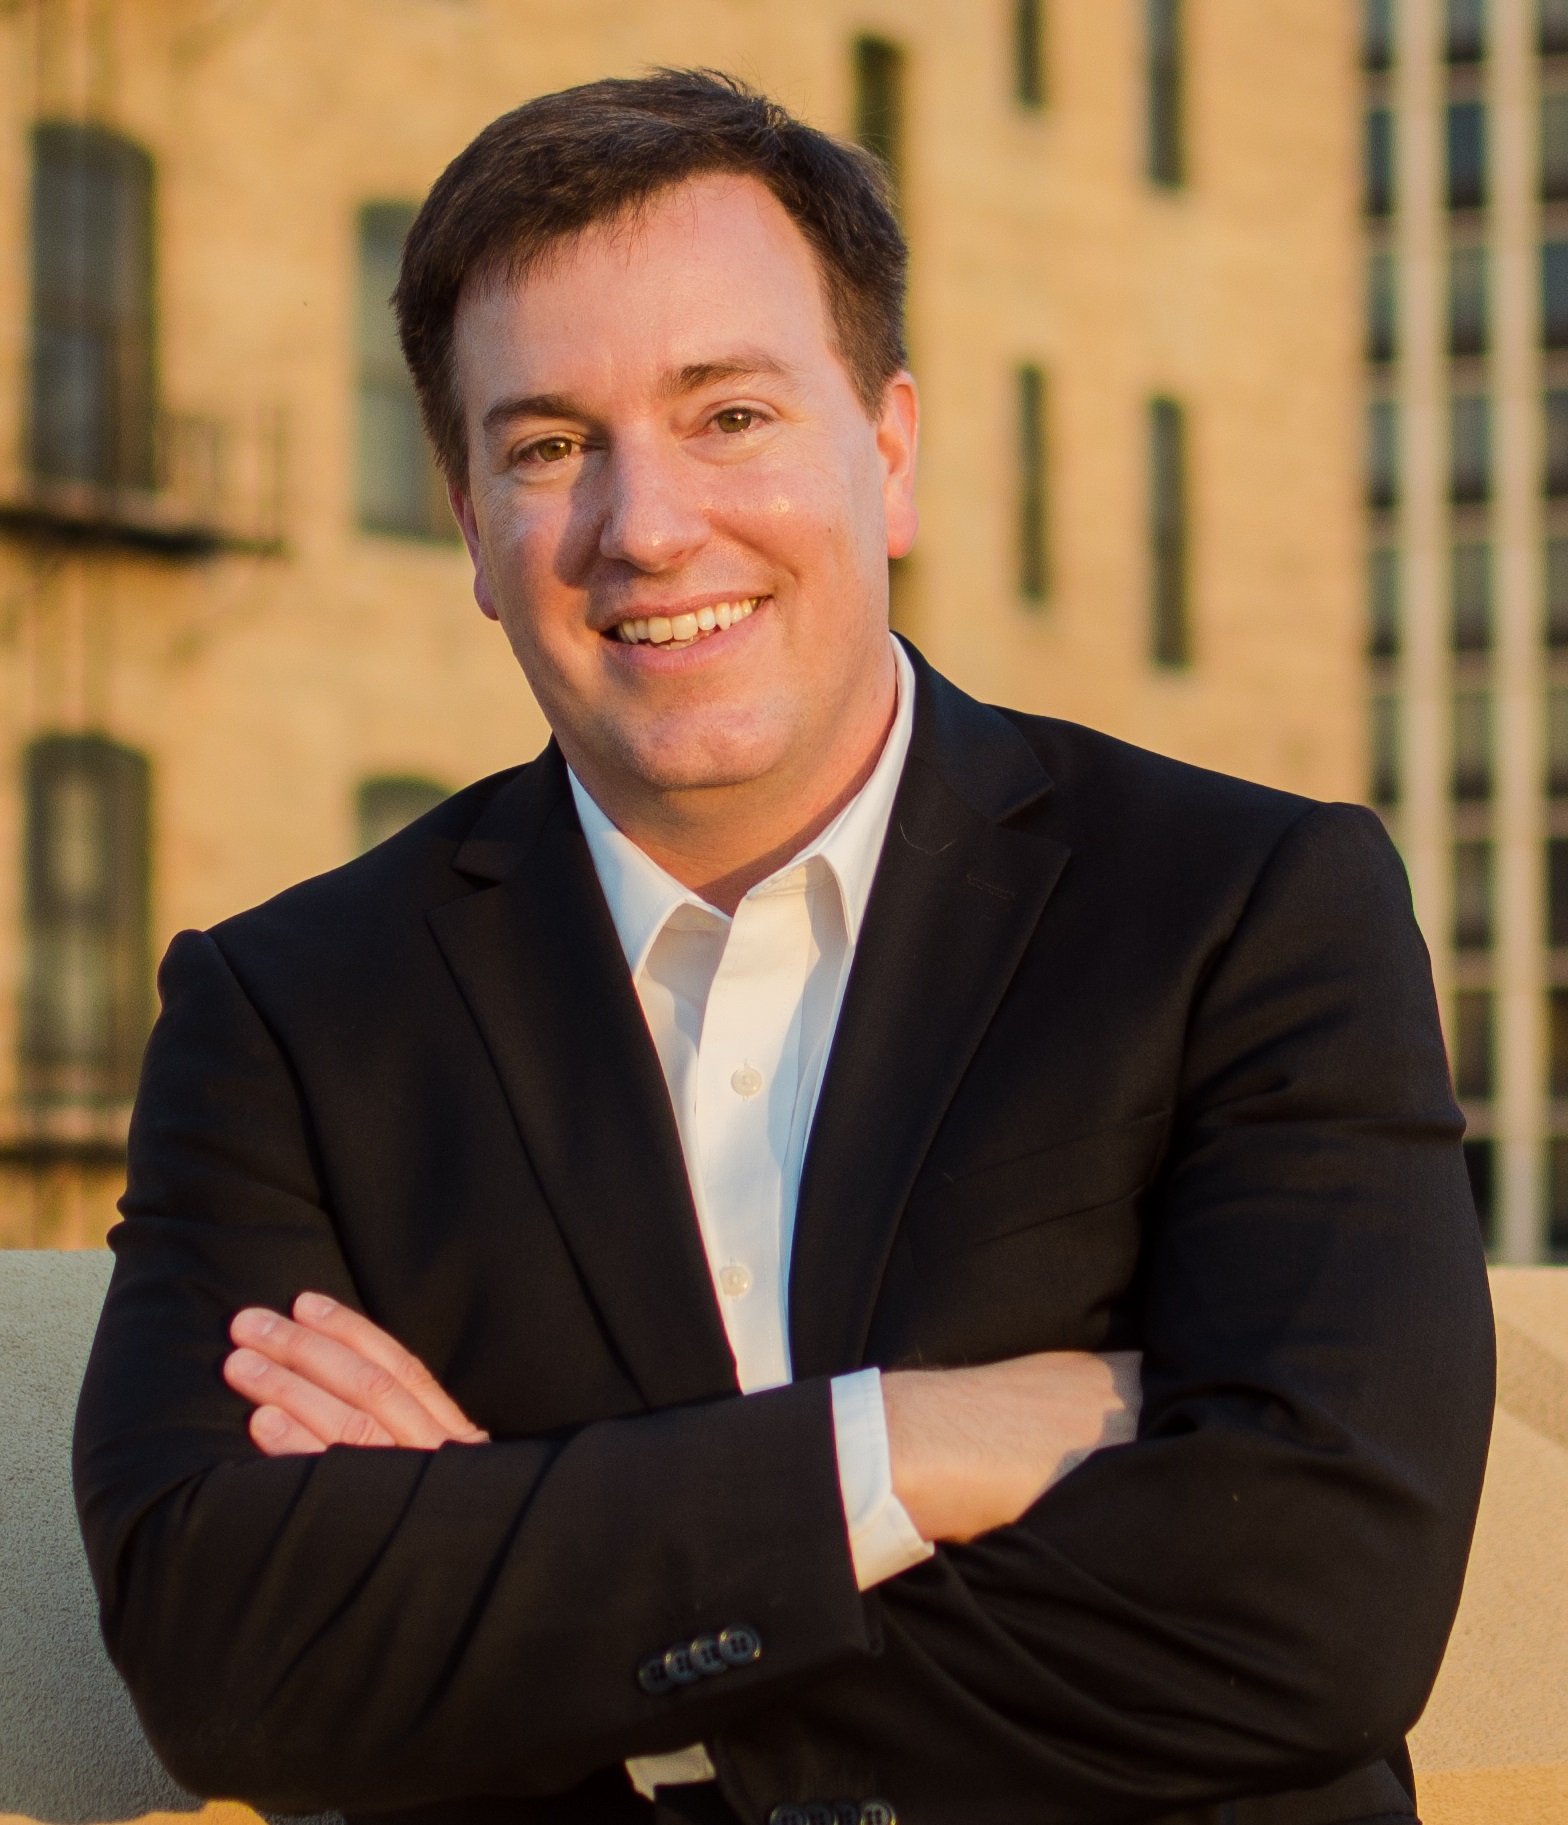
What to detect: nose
<box><xmin>597</xmin><ymin>433</ymin><xmax>710</xmax><ymax>573</ymax></box>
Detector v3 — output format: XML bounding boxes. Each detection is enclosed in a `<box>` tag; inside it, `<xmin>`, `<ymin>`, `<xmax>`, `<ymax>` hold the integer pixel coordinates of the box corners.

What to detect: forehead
<box><xmin>454</xmin><ymin>174</ymin><xmax>839</xmax><ymax>394</ymax></box>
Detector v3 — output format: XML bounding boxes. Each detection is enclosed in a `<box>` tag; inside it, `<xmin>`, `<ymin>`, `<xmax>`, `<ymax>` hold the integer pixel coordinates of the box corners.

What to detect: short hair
<box><xmin>394</xmin><ymin>69</ymin><xmax>908</xmax><ymax>482</ymax></box>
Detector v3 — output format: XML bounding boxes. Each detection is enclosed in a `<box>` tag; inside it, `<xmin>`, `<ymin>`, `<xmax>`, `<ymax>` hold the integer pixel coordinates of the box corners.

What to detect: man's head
<box><xmin>395</xmin><ymin>72</ymin><xmax>918</xmax><ymax>854</ymax></box>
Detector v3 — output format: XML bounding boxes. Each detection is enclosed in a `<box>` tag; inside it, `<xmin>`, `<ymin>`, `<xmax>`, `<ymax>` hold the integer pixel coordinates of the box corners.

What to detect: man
<box><xmin>75</xmin><ymin>72</ymin><xmax>1493</xmax><ymax>1825</ymax></box>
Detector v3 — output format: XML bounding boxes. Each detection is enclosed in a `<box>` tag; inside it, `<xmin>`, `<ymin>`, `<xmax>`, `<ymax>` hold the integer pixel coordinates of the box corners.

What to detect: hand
<box><xmin>224</xmin><ymin>1292</ymin><xmax>489</xmax><ymax>1457</ymax></box>
<box><xmin>882</xmin><ymin>1349</ymin><xmax>1141</xmax><ymax>1544</ymax></box>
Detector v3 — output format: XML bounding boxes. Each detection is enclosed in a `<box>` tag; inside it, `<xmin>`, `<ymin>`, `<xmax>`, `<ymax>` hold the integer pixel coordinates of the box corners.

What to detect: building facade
<box><xmin>0</xmin><ymin>0</ymin><xmax>1360</xmax><ymax>1246</ymax></box>
<box><xmin>1363</xmin><ymin>0</ymin><xmax>1568</xmax><ymax>1262</ymax></box>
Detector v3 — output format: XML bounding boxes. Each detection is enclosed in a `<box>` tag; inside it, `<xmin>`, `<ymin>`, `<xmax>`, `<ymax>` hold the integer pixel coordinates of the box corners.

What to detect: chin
<box><xmin>615</xmin><ymin>716</ymin><xmax>793</xmax><ymax>794</ymax></box>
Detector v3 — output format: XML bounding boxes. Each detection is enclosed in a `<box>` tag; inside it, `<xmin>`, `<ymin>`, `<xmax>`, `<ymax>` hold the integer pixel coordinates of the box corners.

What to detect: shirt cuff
<box><xmin>625</xmin><ymin>1742</ymin><xmax>717</xmax><ymax>1798</ymax></box>
<box><xmin>830</xmin><ymin>1366</ymin><xmax>935</xmax><ymax>1590</ymax></box>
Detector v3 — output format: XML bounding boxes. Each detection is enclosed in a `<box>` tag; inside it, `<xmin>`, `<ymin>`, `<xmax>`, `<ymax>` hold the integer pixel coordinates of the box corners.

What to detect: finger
<box><xmin>248</xmin><ymin>1403</ymin><xmax>329</xmax><ymax>1457</ymax></box>
<box><xmin>224</xmin><ymin>1343</ymin><xmax>402</xmax><ymax>1449</ymax></box>
<box><xmin>290</xmin><ymin>1293</ymin><xmax>489</xmax><ymax>1442</ymax></box>
<box><xmin>228</xmin><ymin>1311</ymin><xmax>451</xmax><ymax>1448</ymax></box>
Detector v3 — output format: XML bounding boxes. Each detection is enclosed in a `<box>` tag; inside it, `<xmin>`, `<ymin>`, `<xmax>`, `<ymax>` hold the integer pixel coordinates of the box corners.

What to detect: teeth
<box><xmin>611</xmin><ymin>598</ymin><xmax>760</xmax><ymax>644</ymax></box>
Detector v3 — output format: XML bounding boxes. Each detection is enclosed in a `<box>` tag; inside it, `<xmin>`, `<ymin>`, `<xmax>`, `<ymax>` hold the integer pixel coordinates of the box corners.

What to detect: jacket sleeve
<box><xmin>717</xmin><ymin>802</ymin><xmax>1496</xmax><ymax>1823</ymax></box>
<box><xmin>72</xmin><ymin>928</ymin><xmax>872</xmax><ymax>1815</ymax></box>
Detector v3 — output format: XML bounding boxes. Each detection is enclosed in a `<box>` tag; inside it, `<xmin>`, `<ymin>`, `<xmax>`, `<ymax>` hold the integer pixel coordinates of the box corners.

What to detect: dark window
<box><xmin>356</xmin><ymin>775</ymin><xmax>449</xmax><ymax>854</ymax></box>
<box><xmin>30</xmin><ymin>123</ymin><xmax>155</xmax><ymax>490</ymax></box>
<box><xmin>1452</xmin><ymin>688</ymin><xmax>1493</xmax><ymax>799</ymax></box>
<box><xmin>1447</xmin><ymin>101</ymin><xmax>1487</xmax><ymax>210</ymax></box>
<box><xmin>1365</xmin><ymin>0</ymin><xmax>1396</xmax><ymax>69</ymax></box>
<box><xmin>1452</xmin><ymin>540</ymin><xmax>1491</xmax><ymax>651</ymax></box>
<box><xmin>1454</xmin><ymin>989</ymin><xmax>1495</xmax><ymax>1098</ymax></box>
<box><xmin>1366</xmin><ymin>107</ymin><xmax>1395</xmax><ymax>216</ymax></box>
<box><xmin>1371</xmin><ymin>694</ymin><xmax>1400</xmax><ymax>806</ymax></box>
<box><xmin>1549</xmin><ymin>836</ymin><xmax>1568</xmax><ymax>945</ymax></box>
<box><xmin>1548</xmin><ymin>537</ymin><xmax>1568</xmax><ymax>644</ymax></box>
<box><xmin>1449</xmin><ymin>244</ymin><xmax>1488</xmax><ymax>356</ymax></box>
<box><xmin>1465</xmin><ymin>1138</ymin><xmax>1496</xmax><ymax>1250</ymax></box>
<box><xmin>357</xmin><ymin>203</ymin><xmax>454</xmax><ymax>542</ymax></box>
<box><xmin>1369</xmin><ymin>397</ymin><xmax>1400</xmax><ymax>508</ymax></box>
<box><xmin>1447</xmin><ymin>0</ymin><xmax>1486</xmax><ymax>60</ymax></box>
<box><xmin>1546</xmin><ymin>389</ymin><xmax>1568</xmax><ymax>494</ymax></box>
<box><xmin>1017</xmin><ymin>365</ymin><xmax>1049</xmax><ymax>604</ymax></box>
<box><xmin>1368</xmin><ymin>250</ymin><xmax>1398</xmax><ymax>363</ymax></box>
<box><xmin>1548</xmin><ymin>687</ymin><xmax>1568</xmax><ymax>795</ymax></box>
<box><xmin>854</xmin><ymin>36</ymin><xmax>906</xmax><ymax>203</ymax></box>
<box><xmin>1014</xmin><ymin>0</ymin><xmax>1046</xmax><ymax>107</ymax></box>
<box><xmin>1451</xmin><ymin>393</ymin><xmax>1491</xmax><ymax>503</ymax></box>
<box><xmin>1543</xmin><ymin>93</ymin><xmax>1568</xmax><ymax>199</ymax></box>
<box><xmin>1455</xmin><ymin>839</ymin><xmax>1494</xmax><ymax>949</ymax></box>
<box><xmin>1549</xmin><ymin>1139</ymin><xmax>1568</xmax><ymax>1261</ymax></box>
<box><xmin>21</xmin><ymin>734</ymin><xmax>150</xmax><ymax>1105</ymax></box>
<box><xmin>1370</xmin><ymin>545</ymin><xmax>1401</xmax><ymax>656</ymax></box>
<box><xmin>1543</xmin><ymin>242</ymin><xmax>1568</xmax><ymax>348</ymax></box>
<box><xmin>1546</xmin><ymin>0</ymin><xmax>1568</xmax><ymax>55</ymax></box>
<box><xmin>1551</xmin><ymin>988</ymin><xmax>1568</xmax><ymax>1094</ymax></box>
<box><xmin>1149</xmin><ymin>397</ymin><xmax>1189</xmax><ymax>666</ymax></box>
<box><xmin>1147</xmin><ymin>0</ymin><xmax>1184</xmax><ymax>187</ymax></box>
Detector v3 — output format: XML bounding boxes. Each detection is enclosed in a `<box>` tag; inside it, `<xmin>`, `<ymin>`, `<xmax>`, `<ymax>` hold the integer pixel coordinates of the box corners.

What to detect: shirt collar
<box><xmin>569</xmin><ymin>635</ymin><xmax>915</xmax><ymax>978</ymax></box>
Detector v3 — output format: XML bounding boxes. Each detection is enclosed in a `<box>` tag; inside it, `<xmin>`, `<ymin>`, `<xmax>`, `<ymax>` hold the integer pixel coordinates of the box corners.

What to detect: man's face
<box><xmin>448</xmin><ymin>174</ymin><xmax>918</xmax><ymax>803</ymax></box>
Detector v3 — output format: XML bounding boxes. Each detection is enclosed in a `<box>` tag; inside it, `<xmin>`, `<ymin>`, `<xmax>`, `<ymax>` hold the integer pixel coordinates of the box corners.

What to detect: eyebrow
<box><xmin>480</xmin><ymin>354</ymin><xmax>801</xmax><ymax>435</ymax></box>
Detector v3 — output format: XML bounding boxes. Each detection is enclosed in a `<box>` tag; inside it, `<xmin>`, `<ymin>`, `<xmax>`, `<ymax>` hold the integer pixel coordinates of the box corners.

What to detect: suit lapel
<box><xmin>427</xmin><ymin>748</ymin><xmax>738</xmax><ymax>1410</ymax></box>
<box><xmin>788</xmin><ymin>656</ymin><xmax>1071</xmax><ymax>1379</ymax></box>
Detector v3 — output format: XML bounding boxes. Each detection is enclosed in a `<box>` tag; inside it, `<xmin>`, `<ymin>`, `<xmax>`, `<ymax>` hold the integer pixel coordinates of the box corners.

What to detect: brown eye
<box><xmin>529</xmin><ymin>436</ymin><xmax>575</xmax><ymax>464</ymax></box>
<box><xmin>714</xmin><ymin>409</ymin><xmax>757</xmax><ymax>434</ymax></box>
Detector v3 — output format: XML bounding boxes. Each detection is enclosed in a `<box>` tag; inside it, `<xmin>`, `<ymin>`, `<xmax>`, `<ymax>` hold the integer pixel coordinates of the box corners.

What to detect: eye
<box><xmin>712</xmin><ymin>407</ymin><xmax>761</xmax><ymax>434</ymax></box>
<box><xmin>521</xmin><ymin>435</ymin><xmax>577</xmax><ymax>465</ymax></box>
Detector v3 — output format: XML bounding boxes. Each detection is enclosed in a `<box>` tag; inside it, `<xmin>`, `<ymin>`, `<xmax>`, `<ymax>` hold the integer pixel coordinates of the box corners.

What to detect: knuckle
<box><xmin>361</xmin><ymin>1364</ymin><xmax>399</xmax><ymax>1406</ymax></box>
<box><xmin>339</xmin><ymin>1408</ymin><xmax>381</xmax><ymax>1448</ymax></box>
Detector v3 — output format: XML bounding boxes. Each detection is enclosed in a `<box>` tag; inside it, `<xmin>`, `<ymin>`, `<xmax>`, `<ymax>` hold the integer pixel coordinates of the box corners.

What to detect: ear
<box><xmin>449</xmin><ymin>482</ymin><xmax>499</xmax><ymax>621</ymax></box>
<box><xmin>877</xmin><ymin>370</ymin><xmax>919</xmax><ymax>561</ymax></box>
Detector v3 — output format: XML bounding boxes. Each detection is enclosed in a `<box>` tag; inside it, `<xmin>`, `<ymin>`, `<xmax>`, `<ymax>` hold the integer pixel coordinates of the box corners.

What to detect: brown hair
<box><xmin>394</xmin><ymin>69</ymin><xmax>908</xmax><ymax>482</ymax></box>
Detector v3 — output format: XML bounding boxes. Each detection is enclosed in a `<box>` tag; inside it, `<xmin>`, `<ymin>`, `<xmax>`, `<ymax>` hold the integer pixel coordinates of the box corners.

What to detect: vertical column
<box><xmin>1398</xmin><ymin>0</ymin><xmax>1452</xmax><ymax>1017</ymax></box>
<box><xmin>1492</xmin><ymin>0</ymin><xmax>1547</xmax><ymax>1260</ymax></box>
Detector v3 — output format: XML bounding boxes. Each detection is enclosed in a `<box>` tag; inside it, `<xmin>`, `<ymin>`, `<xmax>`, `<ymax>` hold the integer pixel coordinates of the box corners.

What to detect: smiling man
<box><xmin>75</xmin><ymin>72</ymin><xmax>1492</xmax><ymax>1825</ymax></box>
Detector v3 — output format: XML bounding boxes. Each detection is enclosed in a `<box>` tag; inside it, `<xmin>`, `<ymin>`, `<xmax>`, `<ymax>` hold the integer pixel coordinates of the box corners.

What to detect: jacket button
<box><xmin>802</xmin><ymin>1807</ymin><xmax>838</xmax><ymax>1825</ymax></box>
<box><xmin>767</xmin><ymin>1810</ymin><xmax>807</xmax><ymax>1825</ymax></box>
<box><xmin>833</xmin><ymin>1807</ymin><xmax>862</xmax><ymax>1825</ymax></box>
<box><xmin>690</xmin><ymin>1634</ymin><xmax>726</xmax><ymax>1676</ymax></box>
<box><xmin>717</xmin><ymin>1623</ymin><xmax>762</xmax><ymax>1666</ymax></box>
<box><xmin>636</xmin><ymin>1654</ymin><xmax>673</xmax><ymax>1696</ymax></box>
<box><xmin>663</xmin><ymin>1642</ymin><xmax>702</xmax><ymax>1685</ymax></box>
<box><xmin>860</xmin><ymin>1803</ymin><xmax>897</xmax><ymax>1825</ymax></box>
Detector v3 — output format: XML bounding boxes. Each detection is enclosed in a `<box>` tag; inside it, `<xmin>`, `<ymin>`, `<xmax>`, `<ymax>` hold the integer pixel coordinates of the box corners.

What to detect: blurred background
<box><xmin>0</xmin><ymin>0</ymin><xmax>1552</xmax><ymax>1271</ymax></box>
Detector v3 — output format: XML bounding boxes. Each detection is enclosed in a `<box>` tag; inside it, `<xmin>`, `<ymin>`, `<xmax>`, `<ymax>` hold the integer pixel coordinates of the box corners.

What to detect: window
<box><xmin>1369</xmin><ymin>397</ymin><xmax>1400</xmax><ymax>509</ymax></box>
<box><xmin>1452</xmin><ymin>540</ymin><xmax>1491</xmax><ymax>651</ymax></box>
<box><xmin>1455</xmin><ymin>839</ymin><xmax>1494</xmax><ymax>949</ymax></box>
<box><xmin>1447</xmin><ymin>101</ymin><xmax>1487</xmax><ymax>211</ymax></box>
<box><xmin>1452</xmin><ymin>688</ymin><xmax>1493</xmax><ymax>799</ymax></box>
<box><xmin>1371</xmin><ymin>694</ymin><xmax>1401</xmax><ymax>806</ymax></box>
<box><xmin>1448</xmin><ymin>245</ymin><xmax>1488</xmax><ymax>357</ymax></box>
<box><xmin>1546</xmin><ymin>389</ymin><xmax>1568</xmax><ymax>495</ymax></box>
<box><xmin>1542</xmin><ymin>93</ymin><xmax>1568</xmax><ymax>199</ymax></box>
<box><xmin>1366</xmin><ymin>108</ymin><xmax>1395</xmax><ymax>216</ymax></box>
<box><xmin>1365</xmin><ymin>0</ymin><xmax>1396</xmax><ymax>69</ymax></box>
<box><xmin>1465</xmin><ymin>1138</ymin><xmax>1496</xmax><ymax>1249</ymax></box>
<box><xmin>1546</xmin><ymin>0</ymin><xmax>1568</xmax><ymax>57</ymax></box>
<box><xmin>1549</xmin><ymin>537</ymin><xmax>1568</xmax><ymax>644</ymax></box>
<box><xmin>1552</xmin><ymin>988</ymin><xmax>1568</xmax><ymax>1094</ymax></box>
<box><xmin>1447</xmin><ymin>0</ymin><xmax>1486</xmax><ymax>61</ymax></box>
<box><xmin>21</xmin><ymin>735</ymin><xmax>150</xmax><ymax>1104</ymax></box>
<box><xmin>30</xmin><ymin>123</ymin><xmax>155</xmax><ymax>490</ymax></box>
<box><xmin>1544</xmin><ymin>243</ymin><xmax>1568</xmax><ymax>348</ymax></box>
<box><xmin>356</xmin><ymin>775</ymin><xmax>449</xmax><ymax>853</ymax></box>
<box><xmin>1014</xmin><ymin>0</ymin><xmax>1046</xmax><ymax>108</ymax></box>
<box><xmin>1147</xmin><ymin>0</ymin><xmax>1184</xmax><ymax>188</ymax></box>
<box><xmin>1016</xmin><ymin>365</ymin><xmax>1049</xmax><ymax>604</ymax></box>
<box><xmin>1549</xmin><ymin>1139</ymin><xmax>1568</xmax><ymax>1261</ymax></box>
<box><xmin>1451</xmin><ymin>393</ymin><xmax>1491</xmax><ymax>503</ymax></box>
<box><xmin>1550</xmin><ymin>687</ymin><xmax>1568</xmax><ymax>796</ymax></box>
<box><xmin>357</xmin><ymin>203</ymin><xmax>453</xmax><ymax>541</ymax></box>
<box><xmin>1149</xmin><ymin>398</ymin><xmax>1189</xmax><ymax>666</ymax></box>
<box><xmin>1549</xmin><ymin>836</ymin><xmax>1568</xmax><ymax>945</ymax></box>
<box><xmin>854</xmin><ymin>36</ymin><xmax>906</xmax><ymax>203</ymax></box>
<box><xmin>1368</xmin><ymin>250</ymin><xmax>1398</xmax><ymax>364</ymax></box>
<box><xmin>1454</xmin><ymin>989</ymin><xmax>1495</xmax><ymax>1098</ymax></box>
<box><xmin>1370</xmin><ymin>545</ymin><xmax>1401</xmax><ymax>656</ymax></box>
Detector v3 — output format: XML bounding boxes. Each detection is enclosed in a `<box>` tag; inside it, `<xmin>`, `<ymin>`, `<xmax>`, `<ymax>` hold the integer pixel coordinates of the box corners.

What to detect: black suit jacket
<box><xmin>74</xmin><ymin>648</ymin><xmax>1494</xmax><ymax>1825</ymax></box>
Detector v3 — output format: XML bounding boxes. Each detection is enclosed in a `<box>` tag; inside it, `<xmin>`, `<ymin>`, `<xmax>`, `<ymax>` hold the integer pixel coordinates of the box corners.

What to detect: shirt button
<box><xmin>719</xmin><ymin>1263</ymin><xmax>752</xmax><ymax>1298</ymax></box>
<box><xmin>731</xmin><ymin>1063</ymin><xmax>764</xmax><ymax>1097</ymax></box>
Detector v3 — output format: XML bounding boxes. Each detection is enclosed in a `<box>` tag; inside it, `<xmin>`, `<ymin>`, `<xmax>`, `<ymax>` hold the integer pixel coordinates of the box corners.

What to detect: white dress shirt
<box><xmin>568</xmin><ymin>637</ymin><xmax>933</xmax><ymax>1798</ymax></box>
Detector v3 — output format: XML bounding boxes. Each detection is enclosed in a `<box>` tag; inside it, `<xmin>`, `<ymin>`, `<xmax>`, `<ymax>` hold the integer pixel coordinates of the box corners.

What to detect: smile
<box><xmin>610</xmin><ymin>597</ymin><xmax>763</xmax><ymax>648</ymax></box>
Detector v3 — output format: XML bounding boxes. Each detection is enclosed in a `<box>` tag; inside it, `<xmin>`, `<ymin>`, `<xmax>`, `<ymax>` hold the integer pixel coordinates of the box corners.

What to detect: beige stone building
<box><xmin>0</xmin><ymin>0</ymin><xmax>1361</xmax><ymax>1246</ymax></box>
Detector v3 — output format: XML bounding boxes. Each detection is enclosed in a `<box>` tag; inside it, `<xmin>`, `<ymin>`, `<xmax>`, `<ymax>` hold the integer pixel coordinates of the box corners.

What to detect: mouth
<box><xmin>607</xmin><ymin>596</ymin><xmax>764</xmax><ymax>650</ymax></box>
